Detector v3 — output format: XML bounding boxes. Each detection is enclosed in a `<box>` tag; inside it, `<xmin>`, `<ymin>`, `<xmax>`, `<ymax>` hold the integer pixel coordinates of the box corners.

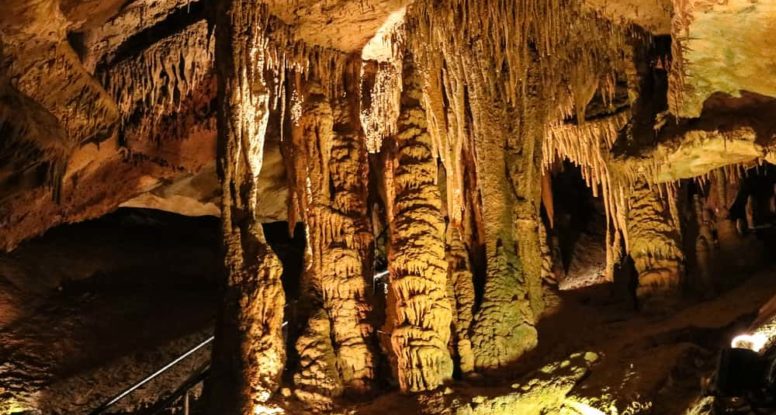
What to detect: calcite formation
<box><xmin>286</xmin><ymin>69</ymin><xmax>376</xmax><ymax>403</ymax></box>
<box><xmin>207</xmin><ymin>1</ymin><xmax>285</xmax><ymax>412</ymax></box>
<box><xmin>626</xmin><ymin>181</ymin><xmax>684</xmax><ymax>307</ymax></box>
<box><xmin>1</xmin><ymin>0</ymin><xmax>775</xmax><ymax>412</ymax></box>
<box><xmin>383</xmin><ymin>53</ymin><xmax>453</xmax><ymax>392</ymax></box>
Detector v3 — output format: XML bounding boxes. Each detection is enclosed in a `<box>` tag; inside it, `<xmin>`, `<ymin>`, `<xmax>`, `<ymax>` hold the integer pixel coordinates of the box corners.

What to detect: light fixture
<box><xmin>731</xmin><ymin>332</ymin><xmax>768</xmax><ymax>353</ymax></box>
<box><xmin>252</xmin><ymin>403</ymin><xmax>284</xmax><ymax>415</ymax></box>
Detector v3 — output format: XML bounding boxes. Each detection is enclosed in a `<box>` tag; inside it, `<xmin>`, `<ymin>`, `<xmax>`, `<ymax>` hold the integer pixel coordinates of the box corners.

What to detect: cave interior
<box><xmin>1</xmin><ymin>0</ymin><xmax>776</xmax><ymax>414</ymax></box>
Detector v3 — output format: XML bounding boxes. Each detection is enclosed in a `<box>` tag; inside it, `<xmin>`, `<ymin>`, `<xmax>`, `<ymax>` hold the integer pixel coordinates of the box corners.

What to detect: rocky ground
<box><xmin>0</xmin><ymin>209</ymin><xmax>773</xmax><ymax>414</ymax></box>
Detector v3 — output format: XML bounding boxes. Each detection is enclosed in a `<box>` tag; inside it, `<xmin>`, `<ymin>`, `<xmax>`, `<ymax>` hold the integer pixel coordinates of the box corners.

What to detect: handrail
<box><xmin>89</xmin><ymin>335</ymin><xmax>214</xmax><ymax>415</ymax></box>
<box><xmin>143</xmin><ymin>363</ymin><xmax>210</xmax><ymax>415</ymax></box>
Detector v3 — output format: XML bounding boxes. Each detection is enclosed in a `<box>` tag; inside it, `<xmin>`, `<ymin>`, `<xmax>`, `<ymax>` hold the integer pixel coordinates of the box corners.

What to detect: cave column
<box><xmin>325</xmin><ymin>79</ymin><xmax>377</xmax><ymax>392</ymax></box>
<box><xmin>508</xmin><ymin>61</ymin><xmax>549</xmax><ymax>321</ymax></box>
<box><xmin>289</xmin><ymin>72</ymin><xmax>376</xmax><ymax>409</ymax></box>
<box><xmin>208</xmin><ymin>1</ymin><xmax>285</xmax><ymax>413</ymax></box>
<box><xmin>464</xmin><ymin>49</ymin><xmax>538</xmax><ymax>371</ymax></box>
<box><xmin>385</xmin><ymin>53</ymin><xmax>453</xmax><ymax>392</ymax></box>
<box><xmin>626</xmin><ymin>181</ymin><xmax>684</xmax><ymax>309</ymax></box>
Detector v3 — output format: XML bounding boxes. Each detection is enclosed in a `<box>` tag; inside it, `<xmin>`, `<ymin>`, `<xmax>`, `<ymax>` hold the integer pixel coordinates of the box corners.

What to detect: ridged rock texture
<box><xmin>445</xmin><ymin>227</ymin><xmax>476</xmax><ymax>376</ymax></box>
<box><xmin>383</xmin><ymin>53</ymin><xmax>453</xmax><ymax>392</ymax></box>
<box><xmin>293</xmin><ymin>309</ymin><xmax>343</xmax><ymax>412</ymax></box>
<box><xmin>626</xmin><ymin>181</ymin><xmax>684</xmax><ymax>308</ymax></box>
<box><xmin>286</xmin><ymin>66</ymin><xmax>376</xmax><ymax>408</ymax></box>
<box><xmin>456</xmin><ymin>31</ymin><xmax>538</xmax><ymax>373</ymax></box>
<box><xmin>207</xmin><ymin>1</ymin><xmax>285</xmax><ymax>413</ymax></box>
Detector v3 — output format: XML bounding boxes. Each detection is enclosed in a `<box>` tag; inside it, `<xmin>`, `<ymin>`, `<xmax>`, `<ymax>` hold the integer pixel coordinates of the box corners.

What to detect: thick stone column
<box><xmin>626</xmin><ymin>181</ymin><xmax>684</xmax><ymax>308</ymax></box>
<box><xmin>289</xmin><ymin>74</ymin><xmax>376</xmax><ymax>408</ymax></box>
<box><xmin>386</xmin><ymin>54</ymin><xmax>453</xmax><ymax>392</ymax></box>
<box><xmin>464</xmin><ymin>50</ymin><xmax>537</xmax><ymax>371</ymax></box>
<box><xmin>325</xmin><ymin>88</ymin><xmax>377</xmax><ymax>392</ymax></box>
<box><xmin>208</xmin><ymin>1</ymin><xmax>285</xmax><ymax>413</ymax></box>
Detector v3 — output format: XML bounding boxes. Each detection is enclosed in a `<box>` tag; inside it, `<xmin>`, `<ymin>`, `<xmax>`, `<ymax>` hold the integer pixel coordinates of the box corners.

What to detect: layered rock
<box><xmin>384</xmin><ymin>53</ymin><xmax>453</xmax><ymax>392</ymax></box>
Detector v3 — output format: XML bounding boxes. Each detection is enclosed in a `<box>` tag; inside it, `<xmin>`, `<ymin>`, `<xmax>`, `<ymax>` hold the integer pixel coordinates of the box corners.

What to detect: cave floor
<box><xmin>354</xmin><ymin>264</ymin><xmax>776</xmax><ymax>414</ymax></box>
<box><xmin>1</xmin><ymin>211</ymin><xmax>774</xmax><ymax>414</ymax></box>
<box><xmin>3</xmin><ymin>263</ymin><xmax>775</xmax><ymax>414</ymax></box>
<box><xmin>0</xmin><ymin>210</ymin><xmax>219</xmax><ymax>414</ymax></box>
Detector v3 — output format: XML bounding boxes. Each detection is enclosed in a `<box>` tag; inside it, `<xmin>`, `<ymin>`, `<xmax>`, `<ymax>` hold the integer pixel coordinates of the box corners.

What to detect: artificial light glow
<box><xmin>253</xmin><ymin>403</ymin><xmax>284</xmax><ymax>415</ymax></box>
<box><xmin>563</xmin><ymin>400</ymin><xmax>606</xmax><ymax>415</ymax></box>
<box><xmin>731</xmin><ymin>332</ymin><xmax>768</xmax><ymax>352</ymax></box>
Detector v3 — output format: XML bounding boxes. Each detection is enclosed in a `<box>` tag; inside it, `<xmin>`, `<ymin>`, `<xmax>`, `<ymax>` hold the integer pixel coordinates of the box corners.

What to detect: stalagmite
<box><xmin>326</xmin><ymin>81</ymin><xmax>377</xmax><ymax>393</ymax></box>
<box><xmin>445</xmin><ymin>226</ymin><xmax>476</xmax><ymax>376</ymax></box>
<box><xmin>384</xmin><ymin>53</ymin><xmax>453</xmax><ymax>392</ymax></box>
<box><xmin>626</xmin><ymin>181</ymin><xmax>684</xmax><ymax>308</ymax></box>
<box><xmin>287</xmin><ymin>68</ymin><xmax>377</xmax><ymax>404</ymax></box>
<box><xmin>208</xmin><ymin>1</ymin><xmax>285</xmax><ymax>413</ymax></box>
<box><xmin>293</xmin><ymin>310</ymin><xmax>343</xmax><ymax>412</ymax></box>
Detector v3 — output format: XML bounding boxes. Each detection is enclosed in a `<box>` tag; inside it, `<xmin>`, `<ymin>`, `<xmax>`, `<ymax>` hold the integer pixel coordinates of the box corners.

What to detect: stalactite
<box><xmin>385</xmin><ymin>53</ymin><xmax>453</xmax><ymax>392</ymax></box>
<box><xmin>626</xmin><ymin>181</ymin><xmax>684</xmax><ymax>309</ymax></box>
<box><xmin>104</xmin><ymin>20</ymin><xmax>214</xmax><ymax>142</ymax></box>
<box><xmin>208</xmin><ymin>1</ymin><xmax>285</xmax><ymax>412</ymax></box>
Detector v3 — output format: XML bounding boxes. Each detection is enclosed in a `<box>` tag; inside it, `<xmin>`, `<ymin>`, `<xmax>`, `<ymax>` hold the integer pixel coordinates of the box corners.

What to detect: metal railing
<box><xmin>89</xmin><ymin>336</ymin><xmax>214</xmax><ymax>415</ymax></box>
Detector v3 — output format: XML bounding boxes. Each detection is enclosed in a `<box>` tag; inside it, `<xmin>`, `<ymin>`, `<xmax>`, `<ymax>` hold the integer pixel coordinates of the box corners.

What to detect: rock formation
<box><xmin>0</xmin><ymin>0</ymin><xmax>775</xmax><ymax>413</ymax></box>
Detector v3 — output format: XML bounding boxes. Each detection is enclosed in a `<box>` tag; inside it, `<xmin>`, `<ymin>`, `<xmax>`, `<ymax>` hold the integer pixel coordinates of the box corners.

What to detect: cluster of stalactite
<box><xmin>204</xmin><ymin>0</ymin><xmax>704</xmax><ymax>409</ymax></box>
<box><xmin>626</xmin><ymin>181</ymin><xmax>684</xmax><ymax>308</ymax></box>
<box><xmin>103</xmin><ymin>20</ymin><xmax>215</xmax><ymax>143</ymax></box>
<box><xmin>360</xmin><ymin>60</ymin><xmax>402</xmax><ymax>154</ymax></box>
<box><xmin>543</xmin><ymin>112</ymin><xmax>631</xmax><ymax>281</ymax></box>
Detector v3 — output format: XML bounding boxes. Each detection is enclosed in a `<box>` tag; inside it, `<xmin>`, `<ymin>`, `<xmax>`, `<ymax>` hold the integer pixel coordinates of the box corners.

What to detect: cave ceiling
<box><xmin>0</xmin><ymin>0</ymin><xmax>774</xmax><ymax>250</ymax></box>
